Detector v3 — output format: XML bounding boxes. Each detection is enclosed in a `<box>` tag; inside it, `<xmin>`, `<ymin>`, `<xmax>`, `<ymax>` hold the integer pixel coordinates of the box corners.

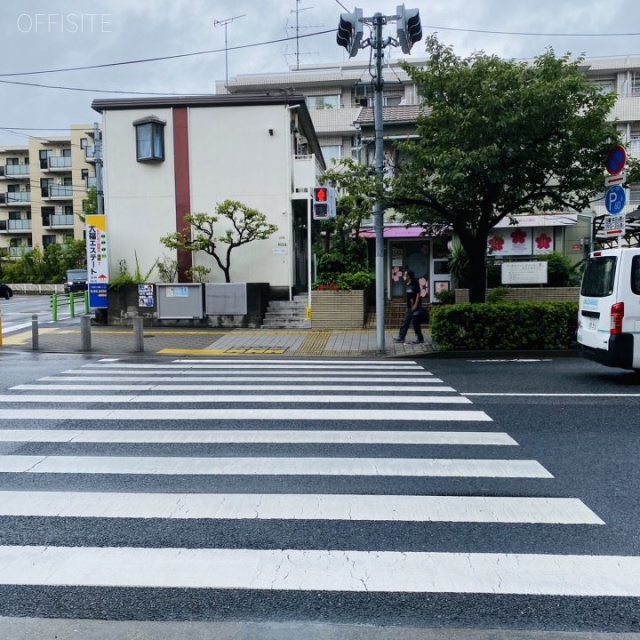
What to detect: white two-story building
<box><xmin>91</xmin><ymin>94</ymin><xmax>324</xmax><ymax>299</ymax></box>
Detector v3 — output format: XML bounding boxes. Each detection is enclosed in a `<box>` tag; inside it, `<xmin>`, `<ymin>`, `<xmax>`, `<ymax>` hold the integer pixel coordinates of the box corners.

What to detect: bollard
<box><xmin>80</xmin><ymin>315</ymin><xmax>92</xmax><ymax>352</ymax></box>
<box><xmin>31</xmin><ymin>314</ymin><xmax>39</xmax><ymax>351</ymax></box>
<box><xmin>69</xmin><ymin>293</ymin><xmax>75</xmax><ymax>318</ymax></box>
<box><xmin>133</xmin><ymin>316</ymin><xmax>145</xmax><ymax>353</ymax></box>
<box><xmin>51</xmin><ymin>294</ymin><xmax>58</xmax><ymax>322</ymax></box>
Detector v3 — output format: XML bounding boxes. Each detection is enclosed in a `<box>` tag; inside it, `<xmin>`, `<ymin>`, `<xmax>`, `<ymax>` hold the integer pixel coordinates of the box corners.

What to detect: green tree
<box><xmin>390</xmin><ymin>36</ymin><xmax>620</xmax><ymax>302</ymax></box>
<box><xmin>160</xmin><ymin>200</ymin><xmax>278</xmax><ymax>283</ymax></box>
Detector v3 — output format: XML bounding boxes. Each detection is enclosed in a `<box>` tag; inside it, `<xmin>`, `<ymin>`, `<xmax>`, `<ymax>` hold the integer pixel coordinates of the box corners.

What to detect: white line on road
<box><xmin>0</xmin><ymin>429</ymin><xmax>516</xmax><ymax>445</ymax></box>
<box><xmin>48</xmin><ymin>375</ymin><xmax>444</xmax><ymax>383</ymax></box>
<box><xmin>463</xmin><ymin>392</ymin><xmax>640</xmax><ymax>397</ymax></box>
<box><xmin>0</xmin><ymin>547</ymin><xmax>635</xmax><ymax>595</ymax></box>
<box><xmin>0</xmin><ymin>408</ymin><xmax>492</xmax><ymax>421</ymax></box>
<box><xmin>81</xmin><ymin>363</ymin><xmax>424</xmax><ymax>370</ymax></box>
<box><xmin>0</xmin><ymin>456</ymin><xmax>550</xmax><ymax>477</ymax></box>
<box><xmin>0</xmin><ymin>394</ymin><xmax>472</xmax><ymax>405</ymax></box>
<box><xmin>0</xmin><ymin>491</ymin><xmax>601</xmax><ymax>524</ymax></box>
<box><xmin>12</xmin><ymin>384</ymin><xmax>456</xmax><ymax>393</ymax></box>
<box><xmin>172</xmin><ymin>359</ymin><xmax>422</xmax><ymax>366</ymax></box>
<box><xmin>64</xmin><ymin>369</ymin><xmax>435</xmax><ymax>377</ymax></box>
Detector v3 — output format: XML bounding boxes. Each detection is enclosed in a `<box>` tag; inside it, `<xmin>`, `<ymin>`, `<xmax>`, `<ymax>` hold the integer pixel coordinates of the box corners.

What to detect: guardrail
<box><xmin>50</xmin><ymin>291</ymin><xmax>89</xmax><ymax>321</ymax></box>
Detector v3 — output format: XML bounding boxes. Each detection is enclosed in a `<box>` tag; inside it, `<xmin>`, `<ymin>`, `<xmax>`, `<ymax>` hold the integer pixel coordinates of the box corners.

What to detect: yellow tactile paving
<box><xmin>298</xmin><ymin>331</ymin><xmax>331</xmax><ymax>355</ymax></box>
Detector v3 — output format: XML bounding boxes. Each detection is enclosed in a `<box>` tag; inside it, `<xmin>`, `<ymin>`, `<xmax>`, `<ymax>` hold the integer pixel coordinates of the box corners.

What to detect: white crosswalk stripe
<box><xmin>0</xmin><ymin>358</ymin><xmax>625</xmax><ymax>608</ymax></box>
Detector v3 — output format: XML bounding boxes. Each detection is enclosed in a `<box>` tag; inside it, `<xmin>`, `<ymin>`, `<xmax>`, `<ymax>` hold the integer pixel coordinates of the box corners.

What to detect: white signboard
<box><xmin>501</xmin><ymin>261</ymin><xmax>548</xmax><ymax>285</ymax></box>
<box><xmin>596</xmin><ymin>213</ymin><xmax>626</xmax><ymax>239</ymax></box>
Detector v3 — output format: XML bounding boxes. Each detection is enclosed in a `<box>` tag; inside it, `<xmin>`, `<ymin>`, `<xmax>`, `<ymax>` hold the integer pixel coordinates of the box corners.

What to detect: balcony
<box><xmin>1</xmin><ymin>164</ymin><xmax>30</xmax><ymax>179</ymax></box>
<box><xmin>0</xmin><ymin>218</ymin><xmax>32</xmax><ymax>233</ymax></box>
<box><xmin>8</xmin><ymin>246</ymin><xmax>32</xmax><ymax>257</ymax></box>
<box><xmin>0</xmin><ymin>192</ymin><xmax>31</xmax><ymax>206</ymax></box>
<box><xmin>44</xmin><ymin>184</ymin><xmax>73</xmax><ymax>200</ymax></box>
<box><xmin>85</xmin><ymin>145</ymin><xmax>96</xmax><ymax>162</ymax></box>
<box><xmin>49</xmin><ymin>214</ymin><xmax>74</xmax><ymax>227</ymax></box>
<box><xmin>45</xmin><ymin>156</ymin><xmax>72</xmax><ymax>172</ymax></box>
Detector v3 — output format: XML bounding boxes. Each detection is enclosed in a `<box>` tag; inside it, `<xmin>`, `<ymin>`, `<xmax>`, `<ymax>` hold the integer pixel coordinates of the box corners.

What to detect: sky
<box><xmin>0</xmin><ymin>0</ymin><xmax>639</xmax><ymax>147</ymax></box>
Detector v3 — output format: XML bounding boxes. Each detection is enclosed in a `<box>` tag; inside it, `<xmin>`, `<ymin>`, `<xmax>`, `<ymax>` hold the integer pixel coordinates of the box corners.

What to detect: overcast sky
<box><xmin>0</xmin><ymin>0</ymin><xmax>639</xmax><ymax>147</ymax></box>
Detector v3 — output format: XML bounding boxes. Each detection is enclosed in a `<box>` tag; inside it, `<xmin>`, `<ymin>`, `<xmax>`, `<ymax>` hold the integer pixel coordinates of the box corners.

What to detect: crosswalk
<box><xmin>0</xmin><ymin>356</ymin><xmax>637</xmax><ymax>620</ymax></box>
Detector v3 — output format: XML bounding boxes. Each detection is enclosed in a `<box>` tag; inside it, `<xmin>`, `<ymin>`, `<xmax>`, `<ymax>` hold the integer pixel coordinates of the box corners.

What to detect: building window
<box><xmin>308</xmin><ymin>94</ymin><xmax>340</xmax><ymax>110</ymax></box>
<box><xmin>320</xmin><ymin>145</ymin><xmax>342</xmax><ymax>166</ymax></box>
<box><xmin>134</xmin><ymin>117</ymin><xmax>165</xmax><ymax>162</ymax></box>
<box><xmin>592</xmin><ymin>76</ymin><xmax>616</xmax><ymax>95</ymax></box>
<box><xmin>80</xmin><ymin>138</ymin><xmax>87</xmax><ymax>149</ymax></box>
<box><xmin>629</xmin><ymin>184</ymin><xmax>640</xmax><ymax>205</ymax></box>
<box><xmin>43</xmin><ymin>235</ymin><xmax>56</xmax><ymax>248</ymax></box>
<box><xmin>81</xmin><ymin>168</ymin><xmax>89</xmax><ymax>180</ymax></box>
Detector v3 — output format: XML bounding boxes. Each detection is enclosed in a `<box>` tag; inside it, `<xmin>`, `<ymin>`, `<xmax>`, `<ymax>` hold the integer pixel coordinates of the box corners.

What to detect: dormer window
<box><xmin>134</xmin><ymin>116</ymin><xmax>165</xmax><ymax>162</ymax></box>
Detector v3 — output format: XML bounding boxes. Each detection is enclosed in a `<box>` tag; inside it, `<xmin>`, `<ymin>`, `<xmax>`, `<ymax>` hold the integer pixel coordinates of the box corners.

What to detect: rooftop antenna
<box><xmin>288</xmin><ymin>1</ymin><xmax>319</xmax><ymax>70</ymax></box>
<box><xmin>214</xmin><ymin>14</ymin><xmax>247</xmax><ymax>86</ymax></box>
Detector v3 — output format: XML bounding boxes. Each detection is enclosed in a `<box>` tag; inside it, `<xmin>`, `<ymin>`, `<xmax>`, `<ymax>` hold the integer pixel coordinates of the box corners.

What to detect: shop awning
<box><xmin>358</xmin><ymin>227</ymin><xmax>431</xmax><ymax>239</ymax></box>
<box><xmin>493</xmin><ymin>214</ymin><xmax>578</xmax><ymax>228</ymax></box>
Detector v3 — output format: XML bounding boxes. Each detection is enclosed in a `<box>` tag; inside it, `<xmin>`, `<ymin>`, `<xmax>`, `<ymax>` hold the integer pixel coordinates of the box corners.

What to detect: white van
<box><xmin>577</xmin><ymin>247</ymin><xmax>640</xmax><ymax>370</ymax></box>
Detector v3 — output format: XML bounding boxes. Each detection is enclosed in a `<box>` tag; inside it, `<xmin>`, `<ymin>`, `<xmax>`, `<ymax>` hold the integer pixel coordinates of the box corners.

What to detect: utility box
<box><xmin>156</xmin><ymin>283</ymin><xmax>204</xmax><ymax>319</ymax></box>
<box><xmin>205</xmin><ymin>283</ymin><xmax>247</xmax><ymax>315</ymax></box>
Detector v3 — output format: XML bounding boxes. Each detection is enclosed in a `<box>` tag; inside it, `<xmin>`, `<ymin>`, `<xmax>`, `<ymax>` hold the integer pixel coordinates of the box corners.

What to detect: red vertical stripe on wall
<box><xmin>172</xmin><ymin>107</ymin><xmax>192</xmax><ymax>280</ymax></box>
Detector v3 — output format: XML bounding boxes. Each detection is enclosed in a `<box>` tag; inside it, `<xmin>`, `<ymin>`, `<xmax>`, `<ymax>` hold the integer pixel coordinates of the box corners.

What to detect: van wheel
<box><xmin>3</xmin><ymin>292</ymin><xmax>9</xmax><ymax>300</ymax></box>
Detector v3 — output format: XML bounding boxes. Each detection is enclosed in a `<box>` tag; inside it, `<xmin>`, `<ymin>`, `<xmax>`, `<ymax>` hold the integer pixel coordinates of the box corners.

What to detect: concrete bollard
<box><xmin>80</xmin><ymin>315</ymin><xmax>92</xmax><ymax>352</ymax></box>
<box><xmin>31</xmin><ymin>314</ymin><xmax>39</xmax><ymax>351</ymax></box>
<box><xmin>133</xmin><ymin>316</ymin><xmax>144</xmax><ymax>353</ymax></box>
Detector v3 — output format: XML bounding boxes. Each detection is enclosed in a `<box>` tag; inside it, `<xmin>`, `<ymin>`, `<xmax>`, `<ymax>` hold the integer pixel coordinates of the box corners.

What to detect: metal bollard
<box><xmin>80</xmin><ymin>315</ymin><xmax>92</xmax><ymax>352</ymax></box>
<box><xmin>31</xmin><ymin>314</ymin><xmax>39</xmax><ymax>351</ymax></box>
<box><xmin>133</xmin><ymin>316</ymin><xmax>144</xmax><ymax>353</ymax></box>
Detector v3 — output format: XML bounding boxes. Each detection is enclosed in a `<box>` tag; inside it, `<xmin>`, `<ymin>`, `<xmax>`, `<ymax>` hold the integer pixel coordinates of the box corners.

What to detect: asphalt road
<box><xmin>0</xmin><ymin>351</ymin><xmax>638</xmax><ymax>639</ymax></box>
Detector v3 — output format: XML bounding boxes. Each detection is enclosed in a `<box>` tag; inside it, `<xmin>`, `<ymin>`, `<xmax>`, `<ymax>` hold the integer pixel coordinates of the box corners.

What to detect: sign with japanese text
<box><xmin>86</xmin><ymin>215</ymin><xmax>109</xmax><ymax>309</ymax></box>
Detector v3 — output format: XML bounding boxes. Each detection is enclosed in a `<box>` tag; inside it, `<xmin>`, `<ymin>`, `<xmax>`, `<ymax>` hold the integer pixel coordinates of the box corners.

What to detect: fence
<box><xmin>50</xmin><ymin>291</ymin><xmax>89</xmax><ymax>321</ymax></box>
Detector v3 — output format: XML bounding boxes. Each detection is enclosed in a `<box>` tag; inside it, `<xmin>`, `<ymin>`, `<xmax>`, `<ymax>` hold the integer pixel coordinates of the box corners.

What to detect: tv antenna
<box><xmin>214</xmin><ymin>13</ymin><xmax>247</xmax><ymax>85</ymax></box>
<box><xmin>287</xmin><ymin>1</ymin><xmax>320</xmax><ymax>70</ymax></box>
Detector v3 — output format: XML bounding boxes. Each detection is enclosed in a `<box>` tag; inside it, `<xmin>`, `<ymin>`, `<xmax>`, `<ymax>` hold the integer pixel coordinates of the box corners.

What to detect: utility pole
<box><xmin>215</xmin><ymin>14</ymin><xmax>246</xmax><ymax>86</ymax></box>
<box><xmin>336</xmin><ymin>5</ymin><xmax>422</xmax><ymax>353</ymax></box>
<box><xmin>93</xmin><ymin>122</ymin><xmax>104</xmax><ymax>215</ymax></box>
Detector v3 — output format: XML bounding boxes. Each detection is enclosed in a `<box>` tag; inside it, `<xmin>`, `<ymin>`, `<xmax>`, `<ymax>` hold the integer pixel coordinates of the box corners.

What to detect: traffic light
<box><xmin>396</xmin><ymin>5</ymin><xmax>422</xmax><ymax>54</ymax></box>
<box><xmin>336</xmin><ymin>8</ymin><xmax>363</xmax><ymax>58</ymax></box>
<box><xmin>313</xmin><ymin>186</ymin><xmax>336</xmax><ymax>220</ymax></box>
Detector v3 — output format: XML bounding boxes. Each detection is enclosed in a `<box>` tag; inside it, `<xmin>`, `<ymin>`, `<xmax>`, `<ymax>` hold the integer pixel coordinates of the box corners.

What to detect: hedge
<box><xmin>430</xmin><ymin>301</ymin><xmax>578</xmax><ymax>351</ymax></box>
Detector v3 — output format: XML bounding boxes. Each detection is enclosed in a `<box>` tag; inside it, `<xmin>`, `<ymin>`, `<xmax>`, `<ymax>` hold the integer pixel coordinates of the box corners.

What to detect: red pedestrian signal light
<box><xmin>314</xmin><ymin>187</ymin><xmax>328</xmax><ymax>203</ymax></box>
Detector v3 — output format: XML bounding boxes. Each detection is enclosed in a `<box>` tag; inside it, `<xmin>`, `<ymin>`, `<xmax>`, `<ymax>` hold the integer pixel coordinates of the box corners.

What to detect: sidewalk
<box><xmin>0</xmin><ymin>324</ymin><xmax>435</xmax><ymax>359</ymax></box>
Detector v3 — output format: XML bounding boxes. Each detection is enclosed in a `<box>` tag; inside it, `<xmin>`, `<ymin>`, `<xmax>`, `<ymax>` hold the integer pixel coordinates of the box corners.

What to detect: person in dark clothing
<box><xmin>394</xmin><ymin>270</ymin><xmax>428</xmax><ymax>344</ymax></box>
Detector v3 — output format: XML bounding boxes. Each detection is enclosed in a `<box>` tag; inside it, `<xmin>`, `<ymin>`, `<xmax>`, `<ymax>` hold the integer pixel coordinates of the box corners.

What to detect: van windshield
<box><xmin>581</xmin><ymin>256</ymin><xmax>617</xmax><ymax>297</ymax></box>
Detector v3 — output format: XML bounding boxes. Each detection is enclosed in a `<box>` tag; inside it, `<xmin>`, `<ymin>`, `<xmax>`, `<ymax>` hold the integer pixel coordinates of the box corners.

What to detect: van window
<box><xmin>581</xmin><ymin>256</ymin><xmax>617</xmax><ymax>297</ymax></box>
<box><xmin>631</xmin><ymin>256</ymin><xmax>640</xmax><ymax>295</ymax></box>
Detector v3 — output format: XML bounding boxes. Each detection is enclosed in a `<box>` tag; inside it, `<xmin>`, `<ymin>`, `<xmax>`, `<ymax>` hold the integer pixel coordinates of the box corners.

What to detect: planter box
<box><xmin>311</xmin><ymin>290</ymin><xmax>366</xmax><ymax>330</ymax></box>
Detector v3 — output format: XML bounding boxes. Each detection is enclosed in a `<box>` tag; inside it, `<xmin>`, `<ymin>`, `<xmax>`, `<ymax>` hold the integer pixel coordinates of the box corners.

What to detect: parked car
<box><xmin>577</xmin><ymin>247</ymin><xmax>640</xmax><ymax>370</ymax></box>
<box><xmin>0</xmin><ymin>283</ymin><xmax>12</xmax><ymax>299</ymax></box>
<box><xmin>63</xmin><ymin>269</ymin><xmax>88</xmax><ymax>294</ymax></box>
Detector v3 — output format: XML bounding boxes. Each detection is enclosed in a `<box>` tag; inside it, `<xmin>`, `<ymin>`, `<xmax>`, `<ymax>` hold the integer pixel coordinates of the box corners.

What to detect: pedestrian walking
<box><xmin>394</xmin><ymin>270</ymin><xmax>428</xmax><ymax>344</ymax></box>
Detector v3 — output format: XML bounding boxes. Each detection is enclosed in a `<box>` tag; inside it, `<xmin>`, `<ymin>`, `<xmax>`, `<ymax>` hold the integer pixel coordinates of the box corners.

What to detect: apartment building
<box><xmin>218</xmin><ymin>55</ymin><xmax>640</xmax><ymax>298</ymax></box>
<box><xmin>0</xmin><ymin>124</ymin><xmax>97</xmax><ymax>258</ymax></box>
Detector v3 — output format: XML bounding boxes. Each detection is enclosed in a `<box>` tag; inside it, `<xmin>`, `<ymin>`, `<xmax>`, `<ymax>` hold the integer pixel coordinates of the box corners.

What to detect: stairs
<box><xmin>261</xmin><ymin>295</ymin><xmax>310</xmax><ymax>329</ymax></box>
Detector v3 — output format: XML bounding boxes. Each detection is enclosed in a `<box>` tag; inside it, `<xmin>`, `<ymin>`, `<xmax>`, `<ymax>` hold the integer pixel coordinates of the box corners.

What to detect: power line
<box><xmin>0</xmin><ymin>29</ymin><xmax>335</xmax><ymax>78</ymax></box>
<box><xmin>0</xmin><ymin>78</ymin><xmax>205</xmax><ymax>96</ymax></box>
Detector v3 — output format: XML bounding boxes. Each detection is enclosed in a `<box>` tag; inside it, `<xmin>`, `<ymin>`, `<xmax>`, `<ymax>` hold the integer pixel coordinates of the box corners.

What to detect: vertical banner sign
<box><xmin>603</xmin><ymin>145</ymin><xmax>627</xmax><ymax>239</ymax></box>
<box><xmin>86</xmin><ymin>215</ymin><xmax>109</xmax><ymax>309</ymax></box>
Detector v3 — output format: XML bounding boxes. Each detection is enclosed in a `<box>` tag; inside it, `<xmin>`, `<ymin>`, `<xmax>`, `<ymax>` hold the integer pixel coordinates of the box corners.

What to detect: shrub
<box><xmin>431</xmin><ymin>301</ymin><xmax>578</xmax><ymax>351</ymax></box>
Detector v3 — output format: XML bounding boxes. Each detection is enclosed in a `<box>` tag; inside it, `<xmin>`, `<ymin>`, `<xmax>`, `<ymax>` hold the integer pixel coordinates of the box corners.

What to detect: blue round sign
<box><xmin>605</xmin><ymin>184</ymin><xmax>626</xmax><ymax>214</ymax></box>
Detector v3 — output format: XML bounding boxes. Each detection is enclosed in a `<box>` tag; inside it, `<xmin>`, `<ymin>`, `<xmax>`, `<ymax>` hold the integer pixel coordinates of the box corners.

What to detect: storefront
<box><xmin>359</xmin><ymin>226</ymin><xmax>452</xmax><ymax>302</ymax></box>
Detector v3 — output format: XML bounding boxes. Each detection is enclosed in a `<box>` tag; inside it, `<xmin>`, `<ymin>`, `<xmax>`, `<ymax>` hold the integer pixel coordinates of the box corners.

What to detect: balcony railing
<box><xmin>50</xmin><ymin>214</ymin><xmax>74</xmax><ymax>227</ymax></box>
<box><xmin>46</xmin><ymin>185</ymin><xmax>73</xmax><ymax>199</ymax></box>
<box><xmin>4</xmin><ymin>164</ymin><xmax>30</xmax><ymax>177</ymax></box>
<box><xmin>47</xmin><ymin>156</ymin><xmax>72</xmax><ymax>170</ymax></box>
<box><xmin>0</xmin><ymin>192</ymin><xmax>31</xmax><ymax>205</ymax></box>
<box><xmin>8</xmin><ymin>246</ymin><xmax>31</xmax><ymax>257</ymax></box>
<box><xmin>7</xmin><ymin>219</ymin><xmax>32</xmax><ymax>231</ymax></box>
<box><xmin>86</xmin><ymin>176</ymin><xmax>97</xmax><ymax>190</ymax></box>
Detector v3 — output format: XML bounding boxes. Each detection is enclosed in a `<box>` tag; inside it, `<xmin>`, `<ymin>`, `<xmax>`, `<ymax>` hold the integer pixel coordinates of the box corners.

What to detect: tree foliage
<box><xmin>160</xmin><ymin>200</ymin><xmax>278</xmax><ymax>283</ymax></box>
<box><xmin>0</xmin><ymin>239</ymin><xmax>86</xmax><ymax>283</ymax></box>
<box><xmin>389</xmin><ymin>36</ymin><xmax>620</xmax><ymax>302</ymax></box>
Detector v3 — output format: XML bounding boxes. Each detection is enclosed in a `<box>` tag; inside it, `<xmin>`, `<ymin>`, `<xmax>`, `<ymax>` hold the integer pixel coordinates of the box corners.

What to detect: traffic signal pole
<box><xmin>336</xmin><ymin>5</ymin><xmax>422</xmax><ymax>353</ymax></box>
<box><xmin>372</xmin><ymin>13</ymin><xmax>386</xmax><ymax>353</ymax></box>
